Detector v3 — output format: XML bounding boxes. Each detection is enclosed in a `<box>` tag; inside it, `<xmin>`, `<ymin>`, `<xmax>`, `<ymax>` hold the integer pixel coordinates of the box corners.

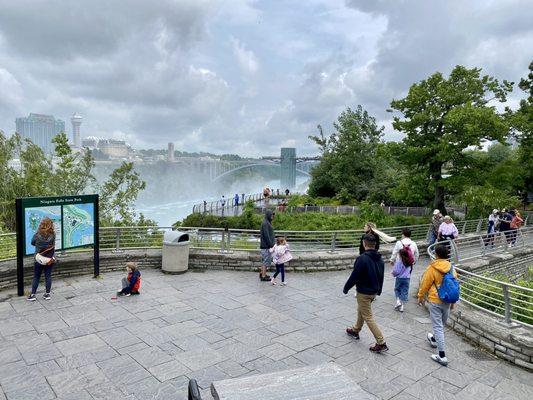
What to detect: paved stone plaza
<box><xmin>0</xmin><ymin>257</ymin><xmax>531</xmax><ymax>400</ymax></box>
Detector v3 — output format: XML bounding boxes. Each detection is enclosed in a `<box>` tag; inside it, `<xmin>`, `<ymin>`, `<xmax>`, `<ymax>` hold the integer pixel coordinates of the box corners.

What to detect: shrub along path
<box><xmin>0</xmin><ymin>257</ymin><xmax>531</xmax><ymax>400</ymax></box>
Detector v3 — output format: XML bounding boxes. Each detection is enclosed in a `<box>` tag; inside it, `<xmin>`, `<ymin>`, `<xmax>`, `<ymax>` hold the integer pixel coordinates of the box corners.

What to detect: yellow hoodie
<box><xmin>418</xmin><ymin>259</ymin><xmax>458</xmax><ymax>304</ymax></box>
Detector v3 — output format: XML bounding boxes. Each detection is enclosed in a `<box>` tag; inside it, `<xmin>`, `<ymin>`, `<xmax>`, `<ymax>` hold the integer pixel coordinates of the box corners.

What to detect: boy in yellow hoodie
<box><xmin>418</xmin><ymin>244</ymin><xmax>458</xmax><ymax>366</ymax></box>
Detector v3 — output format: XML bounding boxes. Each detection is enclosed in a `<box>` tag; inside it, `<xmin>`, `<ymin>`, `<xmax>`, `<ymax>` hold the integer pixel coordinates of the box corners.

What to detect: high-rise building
<box><xmin>71</xmin><ymin>113</ymin><xmax>82</xmax><ymax>148</ymax></box>
<box><xmin>15</xmin><ymin>113</ymin><xmax>65</xmax><ymax>155</ymax></box>
<box><xmin>280</xmin><ymin>147</ymin><xmax>296</xmax><ymax>189</ymax></box>
<box><xmin>168</xmin><ymin>142</ymin><xmax>175</xmax><ymax>162</ymax></box>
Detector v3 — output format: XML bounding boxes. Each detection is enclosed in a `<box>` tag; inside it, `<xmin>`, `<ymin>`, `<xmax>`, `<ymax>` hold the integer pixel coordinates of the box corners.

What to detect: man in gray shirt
<box><xmin>259</xmin><ymin>210</ymin><xmax>275</xmax><ymax>281</ymax></box>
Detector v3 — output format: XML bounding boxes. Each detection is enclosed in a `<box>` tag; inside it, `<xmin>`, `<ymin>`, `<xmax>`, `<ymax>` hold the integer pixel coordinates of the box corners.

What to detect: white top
<box><xmin>390</xmin><ymin>238</ymin><xmax>419</xmax><ymax>263</ymax></box>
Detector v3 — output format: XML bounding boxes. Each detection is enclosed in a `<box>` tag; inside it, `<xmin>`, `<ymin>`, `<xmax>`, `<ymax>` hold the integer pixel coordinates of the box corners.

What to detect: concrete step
<box><xmin>210</xmin><ymin>362</ymin><xmax>375</xmax><ymax>400</ymax></box>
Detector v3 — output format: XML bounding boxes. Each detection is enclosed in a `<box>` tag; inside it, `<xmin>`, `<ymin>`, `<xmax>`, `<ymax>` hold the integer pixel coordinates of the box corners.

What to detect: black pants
<box><xmin>31</xmin><ymin>262</ymin><xmax>52</xmax><ymax>294</ymax></box>
<box><xmin>273</xmin><ymin>263</ymin><xmax>285</xmax><ymax>282</ymax></box>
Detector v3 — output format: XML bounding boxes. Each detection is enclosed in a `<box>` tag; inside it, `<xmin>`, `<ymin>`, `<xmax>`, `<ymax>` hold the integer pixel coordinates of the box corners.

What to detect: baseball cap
<box><xmin>433</xmin><ymin>209</ymin><xmax>440</xmax><ymax>215</ymax></box>
<box><xmin>493</xmin><ymin>209</ymin><xmax>499</xmax><ymax>214</ymax></box>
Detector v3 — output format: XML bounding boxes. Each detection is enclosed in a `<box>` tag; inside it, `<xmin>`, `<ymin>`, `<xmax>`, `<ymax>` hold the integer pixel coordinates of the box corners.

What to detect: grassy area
<box><xmin>461</xmin><ymin>268</ymin><xmax>533</xmax><ymax>326</ymax></box>
<box><xmin>178</xmin><ymin>201</ymin><xmax>428</xmax><ymax>231</ymax></box>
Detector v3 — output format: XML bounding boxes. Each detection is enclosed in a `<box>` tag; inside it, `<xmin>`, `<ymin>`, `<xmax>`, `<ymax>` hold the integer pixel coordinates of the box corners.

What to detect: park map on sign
<box><xmin>63</xmin><ymin>203</ymin><xmax>95</xmax><ymax>248</ymax></box>
<box><xmin>24</xmin><ymin>206</ymin><xmax>62</xmax><ymax>255</ymax></box>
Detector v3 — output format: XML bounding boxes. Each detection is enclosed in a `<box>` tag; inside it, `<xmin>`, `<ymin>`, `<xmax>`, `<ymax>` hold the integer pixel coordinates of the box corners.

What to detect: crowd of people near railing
<box><xmin>427</xmin><ymin>207</ymin><xmax>526</xmax><ymax>247</ymax></box>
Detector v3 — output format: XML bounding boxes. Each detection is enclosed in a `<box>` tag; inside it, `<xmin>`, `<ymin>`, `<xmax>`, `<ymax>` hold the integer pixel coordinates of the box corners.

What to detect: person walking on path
<box><xmin>499</xmin><ymin>208</ymin><xmax>512</xmax><ymax>244</ymax></box>
<box><xmin>390</xmin><ymin>227</ymin><xmax>419</xmax><ymax>312</ymax></box>
<box><xmin>344</xmin><ymin>234</ymin><xmax>388</xmax><ymax>353</ymax></box>
<box><xmin>270</xmin><ymin>237</ymin><xmax>292</xmax><ymax>286</ymax></box>
<box><xmin>259</xmin><ymin>210</ymin><xmax>275</xmax><ymax>281</ymax></box>
<box><xmin>428</xmin><ymin>209</ymin><xmax>443</xmax><ymax>245</ymax></box>
<box><xmin>27</xmin><ymin>217</ymin><xmax>56</xmax><ymax>301</ymax></box>
<box><xmin>486</xmin><ymin>209</ymin><xmax>499</xmax><ymax>247</ymax></box>
<box><xmin>437</xmin><ymin>216</ymin><xmax>458</xmax><ymax>241</ymax></box>
<box><xmin>417</xmin><ymin>244</ymin><xmax>458</xmax><ymax>366</ymax></box>
<box><xmin>358</xmin><ymin>222</ymin><xmax>395</xmax><ymax>256</ymax></box>
<box><xmin>391</xmin><ymin>248</ymin><xmax>413</xmax><ymax>313</ymax></box>
<box><xmin>234</xmin><ymin>193</ymin><xmax>239</xmax><ymax>206</ymax></box>
<box><xmin>390</xmin><ymin>227</ymin><xmax>419</xmax><ymax>266</ymax></box>
<box><xmin>510</xmin><ymin>210</ymin><xmax>524</xmax><ymax>246</ymax></box>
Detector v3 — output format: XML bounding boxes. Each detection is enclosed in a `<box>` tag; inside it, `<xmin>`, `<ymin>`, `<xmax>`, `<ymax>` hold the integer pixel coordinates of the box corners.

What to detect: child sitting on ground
<box><xmin>391</xmin><ymin>248</ymin><xmax>413</xmax><ymax>313</ymax></box>
<box><xmin>269</xmin><ymin>237</ymin><xmax>293</xmax><ymax>286</ymax></box>
<box><xmin>117</xmin><ymin>262</ymin><xmax>141</xmax><ymax>296</ymax></box>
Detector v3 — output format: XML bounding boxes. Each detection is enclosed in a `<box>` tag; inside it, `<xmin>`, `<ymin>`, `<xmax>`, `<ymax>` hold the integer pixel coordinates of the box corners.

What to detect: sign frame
<box><xmin>15</xmin><ymin>194</ymin><xmax>100</xmax><ymax>296</ymax></box>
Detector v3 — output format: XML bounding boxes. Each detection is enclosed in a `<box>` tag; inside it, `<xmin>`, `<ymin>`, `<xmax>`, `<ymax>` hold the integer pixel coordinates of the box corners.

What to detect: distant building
<box><xmin>15</xmin><ymin>113</ymin><xmax>65</xmax><ymax>155</ymax></box>
<box><xmin>71</xmin><ymin>113</ymin><xmax>82</xmax><ymax>148</ymax></box>
<box><xmin>82</xmin><ymin>136</ymin><xmax>99</xmax><ymax>149</ymax></box>
<box><xmin>168</xmin><ymin>142</ymin><xmax>175</xmax><ymax>162</ymax></box>
<box><xmin>98</xmin><ymin>139</ymin><xmax>129</xmax><ymax>158</ymax></box>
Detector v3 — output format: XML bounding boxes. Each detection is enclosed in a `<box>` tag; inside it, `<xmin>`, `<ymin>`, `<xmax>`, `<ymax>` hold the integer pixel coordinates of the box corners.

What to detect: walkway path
<box><xmin>0</xmin><ymin>257</ymin><xmax>531</xmax><ymax>400</ymax></box>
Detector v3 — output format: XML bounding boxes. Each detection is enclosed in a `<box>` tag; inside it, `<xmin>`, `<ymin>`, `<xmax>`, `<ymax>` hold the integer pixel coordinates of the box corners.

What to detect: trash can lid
<box><xmin>163</xmin><ymin>230</ymin><xmax>190</xmax><ymax>244</ymax></box>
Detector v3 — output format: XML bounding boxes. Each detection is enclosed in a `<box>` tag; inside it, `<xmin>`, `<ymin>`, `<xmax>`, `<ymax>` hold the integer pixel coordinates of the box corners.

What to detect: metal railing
<box><xmin>191</xmin><ymin>193</ymin><xmax>265</xmax><ymax>214</ymax></box>
<box><xmin>427</xmin><ymin>227</ymin><xmax>533</xmax><ymax>327</ymax></box>
<box><xmin>2</xmin><ymin>218</ymin><xmax>526</xmax><ymax>262</ymax></box>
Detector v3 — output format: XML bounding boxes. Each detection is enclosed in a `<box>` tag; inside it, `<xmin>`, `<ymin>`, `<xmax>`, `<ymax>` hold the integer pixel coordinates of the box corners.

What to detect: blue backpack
<box><xmin>435</xmin><ymin>264</ymin><xmax>460</xmax><ymax>303</ymax></box>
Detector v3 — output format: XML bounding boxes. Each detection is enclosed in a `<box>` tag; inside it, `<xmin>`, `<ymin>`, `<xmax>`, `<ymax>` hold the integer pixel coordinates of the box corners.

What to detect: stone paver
<box><xmin>0</xmin><ymin>256</ymin><xmax>531</xmax><ymax>399</ymax></box>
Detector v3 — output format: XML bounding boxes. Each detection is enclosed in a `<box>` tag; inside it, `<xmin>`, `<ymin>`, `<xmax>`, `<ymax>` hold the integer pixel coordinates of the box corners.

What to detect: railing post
<box><xmin>406</xmin><ymin>207</ymin><xmax>410</xmax><ymax>216</ymax></box>
<box><xmin>480</xmin><ymin>236</ymin><xmax>486</xmax><ymax>256</ymax></box>
<box><xmin>220</xmin><ymin>230</ymin><xmax>226</xmax><ymax>252</ymax></box>
<box><xmin>227</xmin><ymin>229</ymin><xmax>231</xmax><ymax>251</ymax></box>
<box><xmin>476</xmin><ymin>219</ymin><xmax>482</xmax><ymax>233</ymax></box>
<box><xmin>462</xmin><ymin>221</ymin><xmax>467</xmax><ymax>234</ymax></box>
<box><xmin>502</xmin><ymin>285</ymin><xmax>512</xmax><ymax>325</ymax></box>
<box><xmin>330</xmin><ymin>232</ymin><xmax>337</xmax><ymax>252</ymax></box>
<box><xmin>449</xmin><ymin>239</ymin><xmax>459</xmax><ymax>265</ymax></box>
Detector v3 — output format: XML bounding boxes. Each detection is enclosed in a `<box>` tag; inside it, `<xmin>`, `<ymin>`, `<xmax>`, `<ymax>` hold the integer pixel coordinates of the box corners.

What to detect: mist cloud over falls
<box><xmin>0</xmin><ymin>0</ymin><xmax>531</xmax><ymax>155</ymax></box>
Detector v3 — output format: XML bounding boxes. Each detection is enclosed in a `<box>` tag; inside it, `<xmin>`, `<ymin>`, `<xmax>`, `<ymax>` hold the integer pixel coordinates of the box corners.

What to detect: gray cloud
<box><xmin>0</xmin><ymin>0</ymin><xmax>531</xmax><ymax>156</ymax></box>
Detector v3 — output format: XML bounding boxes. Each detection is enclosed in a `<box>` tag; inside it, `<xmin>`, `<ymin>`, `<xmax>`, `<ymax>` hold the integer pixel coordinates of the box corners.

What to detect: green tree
<box><xmin>390</xmin><ymin>65</ymin><xmax>513</xmax><ymax>214</ymax></box>
<box><xmin>51</xmin><ymin>132</ymin><xmax>95</xmax><ymax>194</ymax></box>
<box><xmin>98</xmin><ymin>162</ymin><xmax>147</xmax><ymax>225</ymax></box>
<box><xmin>308</xmin><ymin>105</ymin><xmax>384</xmax><ymax>202</ymax></box>
<box><xmin>508</xmin><ymin>61</ymin><xmax>533</xmax><ymax>204</ymax></box>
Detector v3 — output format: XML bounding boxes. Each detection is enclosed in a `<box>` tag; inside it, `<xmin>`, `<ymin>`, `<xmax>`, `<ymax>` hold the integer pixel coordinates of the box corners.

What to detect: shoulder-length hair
<box><xmin>38</xmin><ymin>217</ymin><xmax>55</xmax><ymax>237</ymax></box>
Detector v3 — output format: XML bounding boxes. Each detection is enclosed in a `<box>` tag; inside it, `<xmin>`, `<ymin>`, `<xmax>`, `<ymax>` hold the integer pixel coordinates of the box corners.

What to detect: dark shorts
<box><xmin>260</xmin><ymin>249</ymin><xmax>272</xmax><ymax>266</ymax></box>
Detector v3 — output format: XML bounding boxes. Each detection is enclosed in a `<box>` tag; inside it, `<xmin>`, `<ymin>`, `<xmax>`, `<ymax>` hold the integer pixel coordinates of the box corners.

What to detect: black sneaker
<box><xmin>369</xmin><ymin>343</ymin><xmax>389</xmax><ymax>353</ymax></box>
<box><xmin>260</xmin><ymin>275</ymin><xmax>271</xmax><ymax>281</ymax></box>
<box><xmin>27</xmin><ymin>294</ymin><xmax>36</xmax><ymax>302</ymax></box>
<box><xmin>346</xmin><ymin>327</ymin><xmax>360</xmax><ymax>340</ymax></box>
<box><xmin>43</xmin><ymin>293</ymin><xmax>51</xmax><ymax>300</ymax></box>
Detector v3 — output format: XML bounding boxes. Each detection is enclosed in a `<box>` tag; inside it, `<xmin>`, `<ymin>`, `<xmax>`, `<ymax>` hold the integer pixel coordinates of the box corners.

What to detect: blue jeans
<box><xmin>31</xmin><ymin>262</ymin><xmax>52</xmax><ymax>294</ymax></box>
<box><xmin>273</xmin><ymin>263</ymin><xmax>285</xmax><ymax>282</ymax></box>
<box><xmin>394</xmin><ymin>278</ymin><xmax>410</xmax><ymax>302</ymax></box>
<box><xmin>428</xmin><ymin>231</ymin><xmax>437</xmax><ymax>246</ymax></box>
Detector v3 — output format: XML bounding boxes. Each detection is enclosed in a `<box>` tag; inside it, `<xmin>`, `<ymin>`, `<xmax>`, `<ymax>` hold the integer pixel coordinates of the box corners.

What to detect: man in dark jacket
<box><xmin>343</xmin><ymin>234</ymin><xmax>388</xmax><ymax>353</ymax></box>
<box><xmin>259</xmin><ymin>210</ymin><xmax>275</xmax><ymax>281</ymax></box>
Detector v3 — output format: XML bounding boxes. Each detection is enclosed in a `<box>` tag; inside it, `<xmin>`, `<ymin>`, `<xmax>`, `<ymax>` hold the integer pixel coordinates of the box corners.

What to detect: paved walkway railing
<box><xmin>427</xmin><ymin>227</ymin><xmax>533</xmax><ymax>327</ymax></box>
<box><xmin>191</xmin><ymin>193</ymin><xmax>264</xmax><ymax>214</ymax></box>
<box><xmin>3</xmin><ymin>218</ymin><xmax>528</xmax><ymax>261</ymax></box>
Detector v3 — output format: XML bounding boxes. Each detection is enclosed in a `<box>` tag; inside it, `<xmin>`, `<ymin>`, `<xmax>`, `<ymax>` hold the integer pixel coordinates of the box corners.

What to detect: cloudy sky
<box><xmin>0</xmin><ymin>0</ymin><xmax>531</xmax><ymax>156</ymax></box>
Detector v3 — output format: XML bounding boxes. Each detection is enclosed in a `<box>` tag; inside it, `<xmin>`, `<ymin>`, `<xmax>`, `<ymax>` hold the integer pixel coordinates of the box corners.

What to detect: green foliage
<box><xmin>455</xmin><ymin>185</ymin><xmax>520</xmax><ymax>219</ymax></box>
<box><xmin>308</xmin><ymin>105</ymin><xmax>384</xmax><ymax>202</ymax></box>
<box><xmin>0</xmin><ymin>131</ymin><xmax>147</xmax><ymax>230</ymax></box>
<box><xmin>462</xmin><ymin>272</ymin><xmax>533</xmax><ymax>325</ymax></box>
<box><xmin>390</xmin><ymin>65</ymin><xmax>513</xmax><ymax>212</ymax></box>
<box><xmin>98</xmin><ymin>162</ymin><xmax>147</xmax><ymax>225</ymax></box>
<box><xmin>179</xmin><ymin>209</ymin><xmax>426</xmax><ymax>231</ymax></box>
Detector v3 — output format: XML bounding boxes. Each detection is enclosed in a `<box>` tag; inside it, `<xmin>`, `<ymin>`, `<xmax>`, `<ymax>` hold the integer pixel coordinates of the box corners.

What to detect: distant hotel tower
<box><xmin>168</xmin><ymin>142</ymin><xmax>175</xmax><ymax>162</ymax></box>
<box><xmin>15</xmin><ymin>113</ymin><xmax>65</xmax><ymax>155</ymax></box>
<box><xmin>71</xmin><ymin>113</ymin><xmax>82</xmax><ymax>148</ymax></box>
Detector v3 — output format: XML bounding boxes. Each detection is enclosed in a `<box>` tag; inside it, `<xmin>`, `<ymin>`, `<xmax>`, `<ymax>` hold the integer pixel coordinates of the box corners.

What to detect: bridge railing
<box><xmin>426</xmin><ymin>227</ymin><xmax>533</xmax><ymax>327</ymax></box>
<box><xmin>192</xmin><ymin>193</ymin><xmax>264</xmax><ymax>214</ymax></box>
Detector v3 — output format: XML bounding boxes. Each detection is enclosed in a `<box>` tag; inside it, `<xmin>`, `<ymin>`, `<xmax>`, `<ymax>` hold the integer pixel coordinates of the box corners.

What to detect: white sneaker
<box><xmin>281</xmin><ymin>281</ymin><xmax>286</xmax><ymax>286</ymax></box>
<box><xmin>431</xmin><ymin>354</ymin><xmax>448</xmax><ymax>366</ymax></box>
<box><xmin>399</xmin><ymin>304</ymin><xmax>404</xmax><ymax>313</ymax></box>
<box><xmin>427</xmin><ymin>333</ymin><xmax>438</xmax><ymax>348</ymax></box>
<box><xmin>394</xmin><ymin>299</ymin><xmax>401</xmax><ymax>310</ymax></box>
<box><xmin>271</xmin><ymin>278</ymin><xmax>277</xmax><ymax>285</ymax></box>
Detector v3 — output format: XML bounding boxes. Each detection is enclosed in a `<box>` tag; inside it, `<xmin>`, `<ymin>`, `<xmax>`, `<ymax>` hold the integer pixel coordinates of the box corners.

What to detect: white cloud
<box><xmin>231</xmin><ymin>37</ymin><xmax>259</xmax><ymax>74</ymax></box>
